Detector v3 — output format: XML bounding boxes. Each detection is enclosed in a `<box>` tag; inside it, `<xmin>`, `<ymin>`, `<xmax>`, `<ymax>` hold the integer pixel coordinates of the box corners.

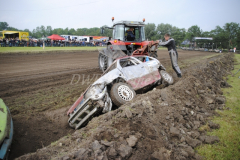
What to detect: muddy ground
<box><xmin>0</xmin><ymin>50</ymin><xmax>218</xmax><ymax>159</ymax></box>
<box><xmin>16</xmin><ymin>53</ymin><xmax>234</xmax><ymax>160</ymax></box>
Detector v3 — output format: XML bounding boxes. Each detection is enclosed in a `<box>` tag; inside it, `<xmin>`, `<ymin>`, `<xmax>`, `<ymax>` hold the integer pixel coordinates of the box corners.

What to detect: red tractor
<box><xmin>98</xmin><ymin>18</ymin><xmax>159</xmax><ymax>72</ymax></box>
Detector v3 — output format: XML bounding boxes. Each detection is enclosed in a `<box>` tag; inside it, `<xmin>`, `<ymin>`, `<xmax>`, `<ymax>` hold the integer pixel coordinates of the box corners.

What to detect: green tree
<box><xmin>145</xmin><ymin>23</ymin><xmax>157</xmax><ymax>40</ymax></box>
<box><xmin>52</xmin><ymin>28</ymin><xmax>64</xmax><ymax>35</ymax></box>
<box><xmin>100</xmin><ymin>25</ymin><xmax>112</xmax><ymax>37</ymax></box>
<box><xmin>68</xmin><ymin>28</ymin><xmax>76</xmax><ymax>35</ymax></box>
<box><xmin>156</xmin><ymin>23</ymin><xmax>174</xmax><ymax>40</ymax></box>
<box><xmin>46</xmin><ymin>26</ymin><xmax>52</xmax><ymax>36</ymax></box>
<box><xmin>0</xmin><ymin>22</ymin><xmax>9</xmax><ymax>30</ymax></box>
<box><xmin>7</xmin><ymin>26</ymin><xmax>19</xmax><ymax>31</ymax></box>
<box><xmin>209</xmin><ymin>26</ymin><xmax>228</xmax><ymax>48</ymax></box>
<box><xmin>23</xmin><ymin>29</ymin><xmax>32</xmax><ymax>36</ymax></box>
<box><xmin>185</xmin><ymin>25</ymin><xmax>202</xmax><ymax>42</ymax></box>
<box><xmin>171</xmin><ymin>28</ymin><xmax>186</xmax><ymax>46</ymax></box>
<box><xmin>223</xmin><ymin>22</ymin><xmax>240</xmax><ymax>48</ymax></box>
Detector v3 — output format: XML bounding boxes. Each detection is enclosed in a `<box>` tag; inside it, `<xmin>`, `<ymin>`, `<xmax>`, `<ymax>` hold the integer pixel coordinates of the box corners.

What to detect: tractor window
<box><xmin>124</xmin><ymin>27</ymin><xmax>137</xmax><ymax>41</ymax></box>
<box><xmin>135</xmin><ymin>27</ymin><xmax>140</xmax><ymax>40</ymax></box>
<box><xmin>140</xmin><ymin>27</ymin><xmax>146</xmax><ymax>41</ymax></box>
<box><xmin>124</xmin><ymin>26</ymin><xmax>143</xmax><ymax>42</ymax></box>
<box><xmin>114</xmin><ymin>25</ymin><xmax>124</xmax><ymax>41</ymax></box>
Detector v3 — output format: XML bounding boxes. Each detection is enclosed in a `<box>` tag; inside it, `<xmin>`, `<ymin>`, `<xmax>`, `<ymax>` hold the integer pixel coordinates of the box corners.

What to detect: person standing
<box><xmin>0</xmin><ymin>38</ymin><xmax>3</xmax><ymax>47</ymax></box>
<box><xmin>157</xmin><ymin>34</ymin><xmax>182</xmax><ymax>78</ymax></box>
<box><xmin>234</xmin><ymin>47</ymin><xmax>236</xmax><ymax>53</ymax></box>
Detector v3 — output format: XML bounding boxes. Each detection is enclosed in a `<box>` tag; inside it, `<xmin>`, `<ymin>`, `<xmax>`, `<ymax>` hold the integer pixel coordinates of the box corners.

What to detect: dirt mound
<box><xmin>16</xmin><ymin>53</ymin><xmax>234</xmax><ymax>160</ymax></box>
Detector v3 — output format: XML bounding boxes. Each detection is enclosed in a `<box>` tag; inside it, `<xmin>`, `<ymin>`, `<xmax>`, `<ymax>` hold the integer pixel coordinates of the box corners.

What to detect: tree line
<box><xmin>0</xmin><ymin>21</ymin><xmax>239</xmax><ymax>48</ymax></box>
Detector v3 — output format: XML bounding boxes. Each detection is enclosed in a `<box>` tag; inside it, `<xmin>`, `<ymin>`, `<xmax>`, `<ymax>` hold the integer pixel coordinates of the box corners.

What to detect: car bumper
<box><xmin>68</xmin><ymin>87</ymin><xmax>108</xmax><ymax>129</ymax></box>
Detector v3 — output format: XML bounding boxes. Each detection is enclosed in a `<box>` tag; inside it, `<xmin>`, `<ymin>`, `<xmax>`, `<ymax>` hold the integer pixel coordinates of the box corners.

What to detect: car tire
<box><xmin>110</xmin><ymin>82</ymin><xmax>136</xmax><ymax>107</ymax></box>
<box><xmin>98</xmin><ymin>52</ymin><xmax>108</xmax><ymax>72</ymax></box>
<box><xmin>160</xmin><ymin>70</ymin><xmax>174</xmax><ymax>85</ymax></box>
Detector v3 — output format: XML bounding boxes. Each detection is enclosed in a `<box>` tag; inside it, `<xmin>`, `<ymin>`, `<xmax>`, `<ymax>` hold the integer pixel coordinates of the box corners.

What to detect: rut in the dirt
<box><xmin>17</xmin><ymin>53</ymin><xmax>234</xmax><ymax>160</ymax></box>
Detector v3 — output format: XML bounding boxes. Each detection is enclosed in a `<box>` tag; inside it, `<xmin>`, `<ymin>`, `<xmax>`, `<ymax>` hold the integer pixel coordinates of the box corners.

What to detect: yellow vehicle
<box><xmin>0</xmin><ymin>31</ymin><xmax>29</xmax><ymax>41</ymax></box>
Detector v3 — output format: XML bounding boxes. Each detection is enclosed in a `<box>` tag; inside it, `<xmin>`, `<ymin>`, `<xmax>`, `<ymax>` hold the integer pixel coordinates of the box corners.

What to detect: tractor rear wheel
<box><xmin>98</xmin><ymin>53</ymin><xmax>108</xmax><ymax>72</ymax></box>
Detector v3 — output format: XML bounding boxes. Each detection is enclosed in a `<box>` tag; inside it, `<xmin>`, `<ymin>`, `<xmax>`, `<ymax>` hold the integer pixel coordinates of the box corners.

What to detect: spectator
<box><xmin>0</xmin><ymin>38</ymin><xmax>3</xmax><ymax>47</ymax></box>
<box><xmin>9</xmin><ymin>38</ymin><xmax>12</xmax><ymax>47</ymax></box>
<box><xmin>6</xmin><ymin>38</ymin><xmax>9</xmax><ymax>47</ymax></box>
<box><xmin>12</xmin><ymin>38</ymin><xmax>16</xmax><ymax>47</ymax></box>
<box><xmin>3</xmin><ymin>38</ymin><xmax>6</xmax><ymax>47</ymax></box>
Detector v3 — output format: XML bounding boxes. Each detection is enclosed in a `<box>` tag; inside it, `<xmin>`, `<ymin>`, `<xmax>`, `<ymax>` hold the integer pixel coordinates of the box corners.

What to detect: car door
<box><xmin>120</xmin><ymin>57</ymin><xmax>158</xmax><ymax>90</ymax></box>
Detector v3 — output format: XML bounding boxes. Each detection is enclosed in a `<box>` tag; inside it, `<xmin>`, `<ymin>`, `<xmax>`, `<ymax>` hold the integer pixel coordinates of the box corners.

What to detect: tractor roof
<box><xmin>113</xmin><ymin>21</ymin><xmax>145</xmax><ymax>27</ymax></box>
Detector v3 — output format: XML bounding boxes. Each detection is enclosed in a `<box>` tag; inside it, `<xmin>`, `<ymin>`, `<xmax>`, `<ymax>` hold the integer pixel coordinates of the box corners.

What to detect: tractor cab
<box><xmin>98</xmin><ymin>18</ymin><xmax>158</xmax><ymax>72</ymax></box>
<box><xmin>112</xmin><ymin>21</ymin><xmax>146</xmax><ymax>42</ymax></box>
<box><xmin>107</xmin><ymin>20</ymin><xmax>148</xmax><ymax>56</ymax></box>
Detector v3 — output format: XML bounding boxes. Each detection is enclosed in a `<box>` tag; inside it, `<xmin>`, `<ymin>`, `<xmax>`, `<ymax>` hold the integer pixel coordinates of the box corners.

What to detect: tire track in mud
<box><xmin>16</xmin><ymin>53</ymin><xmax>234</xmax><ymax>160</ymax></box>
<box><xmin>0</xmin><ymin>50</ymin><xmax>218</xmax><ymax>159</ymax></box>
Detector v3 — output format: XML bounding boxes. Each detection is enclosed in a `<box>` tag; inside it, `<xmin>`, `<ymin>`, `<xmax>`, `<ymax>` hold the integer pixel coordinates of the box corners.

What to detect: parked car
<box><xmin>67</xmin><ymin>55</ymin><xmax>173</xmax><ymax>129</ymax></box>
<box><xmin>209</xmin><ymin>49</ymin><xmax>213</xmax><ymax>52</ymax></box>
<box><xmin>0</xmin><ymin>99</ymin><xmax>13</xmax><ymax>160</ymax></box>
<box><xmin>204</xmin><ymin>48</ymin><xmax>208</xmax><ymax>51</ymax></box>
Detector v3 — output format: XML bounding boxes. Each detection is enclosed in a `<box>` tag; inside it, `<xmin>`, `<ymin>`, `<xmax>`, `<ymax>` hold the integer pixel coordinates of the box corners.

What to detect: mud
<box><xmin>0</xmin><ymin>50</ymin><xmax>221</xmax><ymax>159</ymax></box>
<box><xmin>0</xmin><ymin>50</ymin><xmax>218</xmax><ymax>159</ymax></box>
<box><xmin>14</xmin><ymin>53</ymin><xmax>234</xmax><ymax>160</ymax></box>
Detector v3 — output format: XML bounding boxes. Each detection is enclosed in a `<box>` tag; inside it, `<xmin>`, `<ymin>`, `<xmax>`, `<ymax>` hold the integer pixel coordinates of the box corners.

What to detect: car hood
<box><xmin>67</xmin><ymin>68</ymin><xmax>122</xmax><ymax>115</ymax></box>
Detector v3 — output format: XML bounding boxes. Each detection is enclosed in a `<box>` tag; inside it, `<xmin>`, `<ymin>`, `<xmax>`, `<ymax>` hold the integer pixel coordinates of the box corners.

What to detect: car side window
<box><xmin>136</xmin><ymin>56</ymin><xmax>154</xmax><ymax>62</ymax></box>
<box><xmin>120</xmin><ymin>58</ymin><xmax>140</xmax><ymax>68</ymax></box>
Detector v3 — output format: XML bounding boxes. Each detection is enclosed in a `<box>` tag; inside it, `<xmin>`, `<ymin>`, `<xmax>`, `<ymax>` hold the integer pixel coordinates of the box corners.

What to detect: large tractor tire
<box><xmin>98</xmin><ymin>53</ymin><xmax>108</xmax><ymax>72</ymax></box>
<box><xmin>160</xmin><ymin>70</ymin><xmax>174</xmax><ymax>85</ymax></box>
<box><xmin>149</xmin><ymin>51</ymin><xmax>158</xmax><ymax>58</ymax></box>
<box><xmin>110</xmin><ymin>82</ymin><xmax>136</xmax><ymax>107</ymax></box>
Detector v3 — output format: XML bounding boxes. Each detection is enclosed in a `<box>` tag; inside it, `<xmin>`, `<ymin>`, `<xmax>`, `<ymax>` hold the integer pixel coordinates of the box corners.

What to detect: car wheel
<box><xmin>110</xmin><ymin>82</ymin><xmax>136</xmax><ymax>107</ymax></box>
<box><xmin>98</xmin><ymin>53</ymin><xmax>108</xmax><ymax>72</ymax></box>
<box><xmin>160</xmin><ymin>70</ymin><xmax>174</xmax><ymax>85</ymax></box>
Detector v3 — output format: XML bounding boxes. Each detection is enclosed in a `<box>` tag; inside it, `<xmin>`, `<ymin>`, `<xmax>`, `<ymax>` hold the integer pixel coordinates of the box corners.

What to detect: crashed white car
<box><xmin>67</xmin><ymin>55</ymin><xmax>173</xmax><ymax>129</ymax></box>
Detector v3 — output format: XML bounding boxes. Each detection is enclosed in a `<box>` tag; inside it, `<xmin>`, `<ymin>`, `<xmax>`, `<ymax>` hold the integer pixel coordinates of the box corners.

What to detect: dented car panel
<box><xmin>127</xmin><ymin>71</ymin><xmax>160</xmax><ymax>90</ymax></box>
<box><xmin>67</xmin><ymin>55</ymin><xmax>166</xmax><ymax>129</ymax></box>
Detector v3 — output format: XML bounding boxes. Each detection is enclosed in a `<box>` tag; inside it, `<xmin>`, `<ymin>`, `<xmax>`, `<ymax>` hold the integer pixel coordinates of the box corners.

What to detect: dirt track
<box><xmin>0</xmin><ymin>50</ymin><xmax>217</xmax><ymax>159</ymax></box>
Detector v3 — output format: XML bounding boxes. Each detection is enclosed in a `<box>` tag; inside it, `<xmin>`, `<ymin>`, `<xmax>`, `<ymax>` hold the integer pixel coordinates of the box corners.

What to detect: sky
<box><xmin>1</xmin><ymin>0</ymin><xmax>240</xmax><ymax>32</ymax></box>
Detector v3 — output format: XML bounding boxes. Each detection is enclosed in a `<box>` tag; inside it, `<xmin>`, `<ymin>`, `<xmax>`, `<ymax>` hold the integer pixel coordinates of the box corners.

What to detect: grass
<box><xmin>197</xmin><ymin>54</ymin><xmax>240</xmax><ymax>160</ymax></box>
<box><xmin>0</xmin><ymin>46</ymin><xmax>167</xmax><ymax>53</ymax></box>
<box><xmin>0</xmin><ymin>46</ymin><xmax>99</xmax><ymax>53</ymax></box>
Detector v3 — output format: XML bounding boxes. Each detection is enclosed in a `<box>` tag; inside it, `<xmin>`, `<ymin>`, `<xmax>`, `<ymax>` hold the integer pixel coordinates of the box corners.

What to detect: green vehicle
<box><xmin>0</xmin><ymin>99</ymin><xmax>13</xmax><ymax>160</ymax></box>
